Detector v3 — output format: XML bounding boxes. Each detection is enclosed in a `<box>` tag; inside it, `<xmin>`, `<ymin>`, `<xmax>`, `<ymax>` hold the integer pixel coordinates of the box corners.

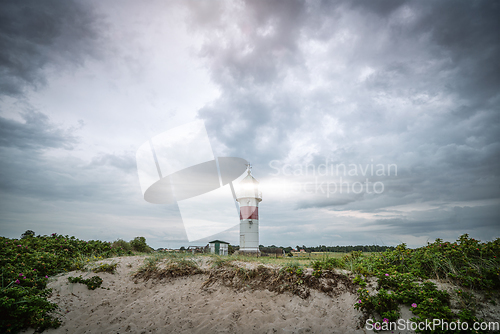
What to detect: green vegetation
<box><xmin>112</xmin><ymin>237</ymin><xmax>153</xmax><ymax>253</ymax></box>
<box><xmin>129</xmin><ymin>237</ymin><xmax>153</xmax><ymax>253</ymax></box>
<box><xmin>255</xmin><ymin>244</ymin><xmax>395</xmax><ymax>254</ymax></box>
<box><xmin>67</xmin><ymin>275</ymin><xmax>103</xmax><ymax>290</ymax></box>
<box><xmin>111</xmin><ymin>239</ymin><xmax>132</xmax><ymax>252</ymax></box>
<box><xmin>354</xmin><ymin>235</ymin><xmax>499</xmax><ymax>290</ymax></box>
<box><xmin>353</xmin><ymin>275</ymin><xmax>367</xmax><ymax>287</ymax></box>
<box><xmin>211</xmin><ymin>256</ymin><xmax>234</xmax><ymax>269</ymax></box>
<box><xmin>133</xmin><ymin>253</ymin><xmax>202</xmax><ymax>280</ymax></box>
<box><xmin>0</xmin><ymin>231</ymin><xmax>152</xmax><ymax>333</ymax></box>
<box><xmin>92</xmin><ymin>262</ymin><xmax>119</xmax><ymax>274</ymax></box>
<box><xmin>20</xmin><ymin>230</ymin><xmax>35</xmax><ymax>239</ymax></box>
<box><xmin>311</xmin><ymin>234</ymin><xmax>499</xmax><ymax>333</ymax></box>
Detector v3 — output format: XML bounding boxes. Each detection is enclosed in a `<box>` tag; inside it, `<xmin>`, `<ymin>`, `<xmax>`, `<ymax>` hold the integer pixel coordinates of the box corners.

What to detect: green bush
<box><xmin>281</xmin><ymin>262</ymin><xmax>304</xmax><ymax>276</ymax></box>
<box><xmin>67</xmin><ymin>275</ymin><xmax>103</xmax><ymax>290</ymax></box>
<box><xmin>20</xmin><ymin>230</ymin><xmax>35</xmax><ymax>239</ymax></box>
<box><xmin>0</xmin><ymin>233</ymin><xmax>131</xmax><ymax>333</ymax></box>
<box><xmin>353</xmin><ymin>235</ymin><xmax>500</xmax><ymax>291</ymax></box>
<box><xmin>311</xmin><ymin>257</ymin><xmax>345</xmax><ymax>271</ymax></box>
<box><xmin>112</xmin><ymin>239</ymin><xmax>132</xmax><ymax>252</ymax></box>
<box><xmin>353</xmin><ymin>275</ymin><xmax>367</xmax><ymax>287</ymax></box>
<box><xmin>93</xmin><ymin>262</ymin><xmax>119</xmax><ymax>274</ymax></box>
<box><xmin>355</xmin><ymin>273</ymin><xmax>477</xmax><ymax>333</ymax></box>
<box><xmin>0</xmin><ymin>286</ymin><xmax>60</xmax><ymax>333</ymax></box>
<box><xmin>129</xmin><ymin>237</ymin><xmax>152</xmax><ymax>253</ymax></box>
<box><xmin>353</xmin><ymin>235</ymin><xmax>499</xmax><ymax>333</ymax></box>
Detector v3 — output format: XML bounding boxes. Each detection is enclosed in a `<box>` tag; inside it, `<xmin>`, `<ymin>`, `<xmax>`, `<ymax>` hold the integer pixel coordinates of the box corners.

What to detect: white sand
<box><xmin>22</xmin><ymin>256</ymin><xmax>498</xmax><ymax>334</ymax></box>
<box><xmin>35</xmin><ymin>256</ymin><xmax>368</xmax><ymax>334</ymax></box>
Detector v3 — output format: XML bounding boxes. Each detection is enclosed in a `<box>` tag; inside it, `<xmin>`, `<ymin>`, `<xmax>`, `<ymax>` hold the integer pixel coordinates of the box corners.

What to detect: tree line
<box><xmin>258</xmin><ymin>244</ymin><xmax>396</xmax><ymax>254</ymax></box>
<box><xmin>169</xmin><ymin>244</ymin><xmax>396</xmax><ymax>254</ymax></box>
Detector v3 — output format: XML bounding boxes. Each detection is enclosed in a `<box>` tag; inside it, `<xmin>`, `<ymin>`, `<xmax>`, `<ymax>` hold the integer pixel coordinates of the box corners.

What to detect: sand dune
<box><xmin>21</xmin><ymin>255</ymin><xmax>499</xmax><ymax>334</ymax></box>
<box><xmin>32</xmin><ymin>256</ymin><xmax>370</xmax><ymax>334</ymax></box>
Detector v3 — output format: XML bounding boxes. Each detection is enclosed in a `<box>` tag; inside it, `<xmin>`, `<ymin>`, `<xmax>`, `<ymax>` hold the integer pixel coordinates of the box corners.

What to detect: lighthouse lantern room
<box><xmin>236</xmin><ymin>165</ymin><xmax>262</xmax><ymax>254</ymax></box>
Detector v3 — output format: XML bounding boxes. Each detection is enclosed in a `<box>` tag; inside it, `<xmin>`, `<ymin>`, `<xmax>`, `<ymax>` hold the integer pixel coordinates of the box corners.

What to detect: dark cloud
<box><xmin>192</xmin><ymin>0</ymin><xmax>500</xmax><ymax>148</ymax></box>
<box><xmin>412</xmin><ymin>0</ymin><xmax>500</xmax><ymax>101</ymax></box>
<box><xmin>189</xmin><ymin>0</ymin><xmax>307</xmax><ymax>85</ymax></box>
<box><xmin>187</xmin><ymin>0</ymin><xmax>500</xmax><ymax>242</ymax></box>
<box><xmin>348</xmin><ymin>0</ymin><xmax>407</xmax><ymax>16</ymax></box>
<box><xmin>0</xmin><ymin>0</ymin><xmax>101</xmax><ymax>96</ymax></box>
<box><xmin>1</xmin><ymin>0</ymin><xmax>498</xmax><ymax>247</ymax></box>
<box><xmin>0</xmin><ymin>110</ymin><xmax>79</xmax><ymax>150</ymax></box>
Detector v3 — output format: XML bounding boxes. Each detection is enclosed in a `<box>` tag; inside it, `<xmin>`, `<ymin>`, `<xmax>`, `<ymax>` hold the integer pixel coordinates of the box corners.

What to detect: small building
<box><xmin>208</xmin><ymin>240</ymin><xmax>229</xmax><ymax>256</ymax></box>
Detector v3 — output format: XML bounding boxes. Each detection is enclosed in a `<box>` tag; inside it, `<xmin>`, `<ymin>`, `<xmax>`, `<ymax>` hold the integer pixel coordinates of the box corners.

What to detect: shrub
<box><xmin>353</xmin><ymin>275</ymin><xmax>367</xmax><ymax>287</ymax></box>
<box><xmin>134</xmin><ymin>257</ymin><xmax>202</xmax><ymax>280</ymax></box>
<box><xmin>353</xmin><ymin>234</ymin><xmax>500</xmax><ymax>290</ymax></box>
<box><xmin>0</xmin><ymin>286</ymin><xmax>60</xmax><ymax>332</ymax></box>
<box><xmin>353</xmin><ymin>234</ymin><xmax>499</xmax><ymax>333</ymax></box>
<box><xmin>112</xmin><ymin>239</ymin><xmax>132</xmax><ymax>252</ymax></box>
<box><xmin>129</xmin><ymin>237</ymin><xmax>153</xmax><ymax>253</ymax></box>
<box><xmin>93</xmin><ymin>262</ymin><xmax>119</xmax><ymax>274</ymax></box>
<box><xmin>228</xmin><ymin>245</ymin><xmax>238</xmax><ymax>254</ymax></box>
<box><xmin>68</xmin><ymin>275</ymin><xmax>103</xmax><ymax>290</ymax></box>
<box><xmin>311</xmin><ymin>257</ymin><xmax>345</xmax><ymax>271</ymax></box>
<box><xmin>281</xmin><ymin>262</ymin><xmax>304</xmax><ymax>276</ymax></box>
<box><xmin>0</xmin><ymin>234</ymin><xmax>131</xmax><ymax>333</ymax></box>
<box><xmin>212</xmin><ymin>257</ymin><xmax>233</xmax><ymax>269</ymax></box>
<box><xmin>20</xmin><ymin>230</ymin><xmax>35</xmax><ymax>239</ymax></box>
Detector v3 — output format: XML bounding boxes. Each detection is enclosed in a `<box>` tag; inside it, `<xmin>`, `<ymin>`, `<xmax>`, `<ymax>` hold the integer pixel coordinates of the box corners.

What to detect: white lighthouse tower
<box><xmin>236</xmin><ymin>165</ymin><xmax>262</xmax><ymax>254</ymax></box>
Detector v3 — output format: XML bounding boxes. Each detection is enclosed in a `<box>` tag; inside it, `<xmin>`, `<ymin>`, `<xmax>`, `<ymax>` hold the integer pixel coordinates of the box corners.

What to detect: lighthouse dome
<box><xmin>236</xmin><ymin>169</ymin><xmax>262</xmax><ymax>201</ymax></box>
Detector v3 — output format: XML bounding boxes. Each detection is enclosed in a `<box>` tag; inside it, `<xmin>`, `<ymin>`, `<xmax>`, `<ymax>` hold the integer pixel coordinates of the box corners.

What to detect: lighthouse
<box><xmin>236</xmin><ymin>165</ymin><xmax>262</xmax><ymax>254</ymax></box>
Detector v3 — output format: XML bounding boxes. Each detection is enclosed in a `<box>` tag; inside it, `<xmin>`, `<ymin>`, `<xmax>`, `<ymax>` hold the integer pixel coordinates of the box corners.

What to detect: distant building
<box><xmin>156</xmin><ymin>248</ymin><xmax>174</xmax><ymax>252</ymax></box>
<box><xmin>208</xmin><ymin>240</ymin><xmax>229</xmax><ymax>256</ymax></box>
<box><xmin>187</xmin><ymin>246</ymin><xmax>205</xmax><ymax>254</ymax></box>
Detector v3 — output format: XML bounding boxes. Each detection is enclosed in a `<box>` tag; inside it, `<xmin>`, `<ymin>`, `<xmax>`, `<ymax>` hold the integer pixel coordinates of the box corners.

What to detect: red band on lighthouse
<box><xmin>240</xmin><ymin>206</ymin><xmax>258</xmax><ymax>220</ymax></box>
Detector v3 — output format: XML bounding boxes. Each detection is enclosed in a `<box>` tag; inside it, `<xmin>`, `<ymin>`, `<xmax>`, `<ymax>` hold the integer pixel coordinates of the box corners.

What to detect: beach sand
<box><xmin>20</xmin><ymin>255</ymin><xmax>498</xmax><ymax>334</ymax></box>
<box><xmin>32</xmin><ymin>256</ymin><xmax>369</xmax><ymax>334</ymax></box>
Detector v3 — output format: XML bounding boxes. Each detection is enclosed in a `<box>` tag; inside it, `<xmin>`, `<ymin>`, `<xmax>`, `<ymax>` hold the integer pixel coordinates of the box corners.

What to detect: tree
<box><xmin>130</xmin><ymin>236</ymin><xmax>152</xmax><ymax>253</ymax></box>
<box><xmin>21</xmin><ymin>230</ymin><xmax>35</xmax><ymax>239</ymax></box>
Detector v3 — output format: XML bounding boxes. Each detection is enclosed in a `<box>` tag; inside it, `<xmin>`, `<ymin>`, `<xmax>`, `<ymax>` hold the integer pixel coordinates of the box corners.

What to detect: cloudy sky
<box><xmin>1</xmin><ymin>0</ymin><xmax>499</xmax><ymax>249</ymax></box>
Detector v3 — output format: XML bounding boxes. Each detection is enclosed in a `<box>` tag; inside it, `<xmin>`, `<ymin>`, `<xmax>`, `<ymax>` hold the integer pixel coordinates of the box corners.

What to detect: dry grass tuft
<box><xmin>202</xmin><ymin>265</ymin><xmax>355</xmax><ymax>299</ymax></box>
<box><xmin>133</xmin><ymin>258</ymin><xmax>203</xmax><ymax>280</ymax></box>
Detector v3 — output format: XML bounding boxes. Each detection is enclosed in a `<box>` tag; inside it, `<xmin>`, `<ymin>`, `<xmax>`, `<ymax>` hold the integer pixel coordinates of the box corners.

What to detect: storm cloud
<box><xmin>0</xmin><ymin>0</ymin><xmax>498</xmax><ymax>248</ymax></box>
<box><xmin>0</xmin><ymin>0</ymin><xmax>101</xmax><ymax>96</ymax></box>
